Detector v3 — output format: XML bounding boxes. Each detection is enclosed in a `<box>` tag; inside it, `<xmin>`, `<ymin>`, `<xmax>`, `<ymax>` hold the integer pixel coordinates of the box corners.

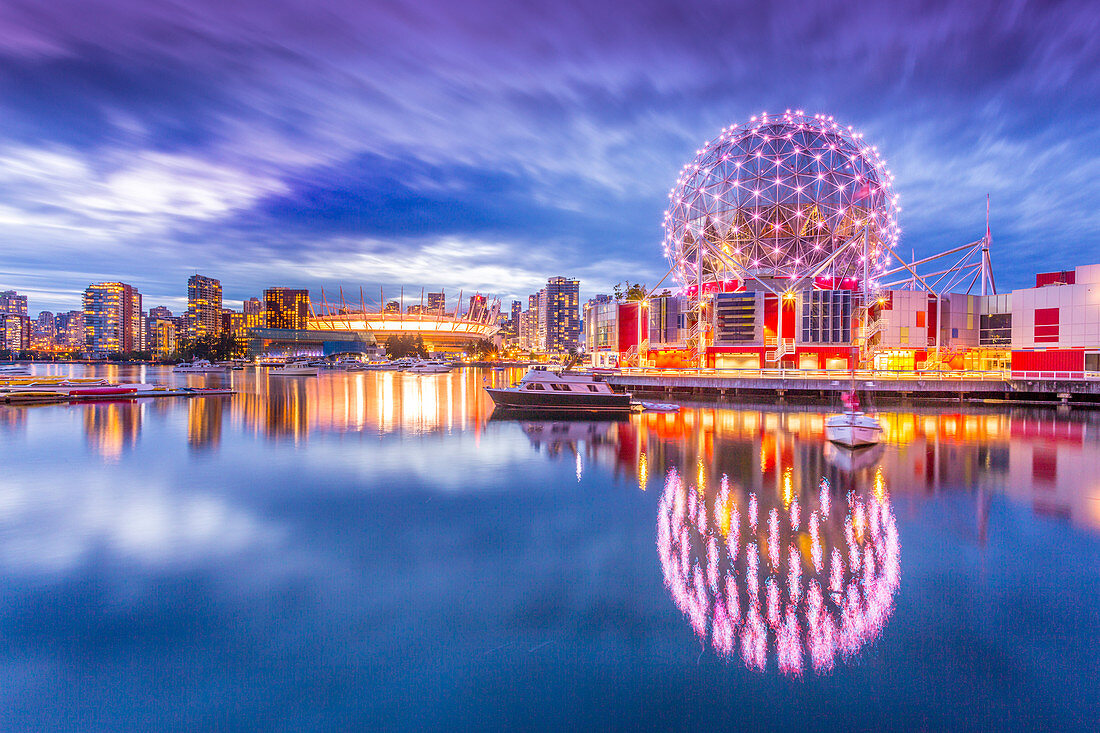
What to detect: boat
<box><xmin>824</xmin><ymin>391</ymin><xmax>884</xmax><ymax>448</ymax></box>
<box><xmin>484</xmin><ymin>368</ymin><xmax>633</xmax><ymax>414</ymax></box>
<box><xmin>173</xmin><ymin>359</ymin><xmax>228</xmax><ymax>373</ymax></box>
<box><xmin>404</xmin><ymin>359</ymin><xmax>454</xmax><ymax>374</ymax></box>
<box><xmin>269</xmin><ymin>360</ymin><xmax>319</xmax><ymax>376</ymax></box>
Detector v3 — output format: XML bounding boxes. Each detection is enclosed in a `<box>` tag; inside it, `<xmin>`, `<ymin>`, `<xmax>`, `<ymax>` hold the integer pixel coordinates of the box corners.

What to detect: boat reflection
<box><xmin>657</xmin><ymin>465</ymin><xmax>900</xmax><ymax>676</ymax></box>
<box><xmin>824</xmin><ymin>443</ymin><xmax>885</xmax><ymax>473</ymax></box>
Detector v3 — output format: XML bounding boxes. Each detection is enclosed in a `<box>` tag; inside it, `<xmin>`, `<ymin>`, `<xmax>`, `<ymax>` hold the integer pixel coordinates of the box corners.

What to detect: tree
<box><xmin>613</xmin><ymin>282</ymin><xmax>647</xmax><ymax>301</ymax></box>
<box><xmin>385</xmin><ymin>334</ymin><xmax>428</xmax><ymax>359</ymax></box>
<box><xmin>469</xmin><ymin>339</ymin><xmax>496</xmax><ymax>360</ymax></box>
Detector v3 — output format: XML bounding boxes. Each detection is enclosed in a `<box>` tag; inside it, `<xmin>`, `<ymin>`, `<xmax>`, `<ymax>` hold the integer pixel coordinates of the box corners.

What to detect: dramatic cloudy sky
<box><xmin>0</xmin><ymin>0</ymin><xmax>1098</xmax><ymax>314</ymax></box>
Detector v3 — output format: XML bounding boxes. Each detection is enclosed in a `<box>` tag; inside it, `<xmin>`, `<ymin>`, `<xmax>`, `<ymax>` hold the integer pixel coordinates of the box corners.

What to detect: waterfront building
<box><xmin>83</xmin><ymin>282</ymin><xmax>143</xmax><ymax>354</ymax></box>
<box><xmin>1</xmin><ymin>313</ymin><xmax>31</xmax><ymax>353</ymax></box>
<box><xmin>0</xmin><ymin>290</ymin><xmax>28</xmax><ymax>317</ymax></box>
<box><xmin>185</xmin><ymin>274</ymin><xmax>223</xmax><ymax>342</ymax></box>
<box><xmin>544</xmin><ymin>277</ymin><xmax>581</xmax><ymax>354</ymax></box>
<box><xmin>583</xmin><ymin>295</ymin><xmax>617</xmax><ymax>367</ymax></box>
<box><xmin>264</xmin><ymin>288</ymin><xmax>310</xmax><ymax>330</ymax></box>
<box><xmin>146</xmin><ymin>316</ymin><xmax>177</xmax><ymax>357</ymax></box>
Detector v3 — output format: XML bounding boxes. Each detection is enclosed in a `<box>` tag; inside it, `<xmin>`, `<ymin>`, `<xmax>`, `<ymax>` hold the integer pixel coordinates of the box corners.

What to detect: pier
<box><xmin>607</xmin><ymin>370</ymin><xmax>1100</xmax><ymax>406</ymax></box>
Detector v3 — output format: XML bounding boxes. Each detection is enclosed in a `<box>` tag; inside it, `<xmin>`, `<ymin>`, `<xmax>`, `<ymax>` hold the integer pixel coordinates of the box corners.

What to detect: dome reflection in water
<box><xmin>657</xmin><ymin>464</ymin><xmax>900</xmax><ymax>676</ymax></box>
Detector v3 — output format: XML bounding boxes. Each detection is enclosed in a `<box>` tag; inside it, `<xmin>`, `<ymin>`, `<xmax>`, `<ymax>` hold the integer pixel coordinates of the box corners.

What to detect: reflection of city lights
<box><xmin>639</xmin><ymin>453</ymin><xmax>648</xmax><ymax>491</ymax></box>
<box><xmin>657</xmin><ymin>468</ymin><xmax>899</xmax><ymax>676</ymax></box>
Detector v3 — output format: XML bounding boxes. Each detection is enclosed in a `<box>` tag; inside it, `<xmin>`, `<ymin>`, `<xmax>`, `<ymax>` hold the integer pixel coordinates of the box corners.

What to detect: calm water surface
<box><xmin>1</xmin><ymin>365</ymin><xmax>1098</xmax><ymax>730</ymax></box>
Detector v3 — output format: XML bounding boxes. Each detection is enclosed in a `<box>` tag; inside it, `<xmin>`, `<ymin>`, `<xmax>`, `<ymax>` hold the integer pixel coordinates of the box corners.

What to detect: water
<box><xmin>1</xmin><ymin>365</ymin><xmax>1097</xmax><ymax>729</ymax></box>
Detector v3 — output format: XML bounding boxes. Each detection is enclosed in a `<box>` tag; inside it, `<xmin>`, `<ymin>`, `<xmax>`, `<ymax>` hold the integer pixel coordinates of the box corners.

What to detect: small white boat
<box><xmin>404</xmin><ymin>359</ymin><xmax>454</xmax><ymax>374</ymax></box>
<box><xmin>269</xmin><ymin>360</ymin><xmax>319</xmax><ymax>376</ymax></box>
<box><xmin>173</xmin><ymin>359</ymin><xmax>228</xmax><ymax>373</ymax></box>
<box><xmin>825</xmin><ymin>409</ymin><xmax>884</xmax><ymax>448</ymax></box>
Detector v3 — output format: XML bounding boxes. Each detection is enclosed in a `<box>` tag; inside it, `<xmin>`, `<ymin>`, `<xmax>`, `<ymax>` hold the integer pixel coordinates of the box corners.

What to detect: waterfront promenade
<box><xmin>608</xmin><ymin>368</ymin><xmax>1100</xmax><ymax>405</ymax></box>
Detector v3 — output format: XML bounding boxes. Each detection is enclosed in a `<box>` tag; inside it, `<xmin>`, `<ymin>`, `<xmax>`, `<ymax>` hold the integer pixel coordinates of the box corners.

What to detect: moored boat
<box><xmin>269</xmin><ymin>360</ymin><xmax>319</xmax><ymax>376</ymax></box>
<box><xmin>404</xmin><ymin>359</ymin><xmax>454</xmax><ymax>373</ymax></box>
<box><xmin>173</xmin><ymin>359</ymin><xmax>229</xmax><ymax>373</ymax></box>
<box><xmin>485</xmin><ymin>368</ymin><xmax>632</xmax><ymax>414</ymax></box>
<box><xmin>824</xmin><ymin>392</ymin><xmax>883</xmax><ymax>447</ymax></box>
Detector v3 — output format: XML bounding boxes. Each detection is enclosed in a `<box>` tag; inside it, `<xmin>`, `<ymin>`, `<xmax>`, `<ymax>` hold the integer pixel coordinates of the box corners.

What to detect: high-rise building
<box><xmin>264</xmin><ymin>288</ymin><xmax>310</xmax><ymax>330</ymax></box>
<box><xmin>54</xmin><ymin>310</ymin><xmax>86</xmax><ymax>349</ymax></box>
<box><xmin>185</xmin><ymin>274</ymin><xmax>223</xmax><ymax>341</ymax></box>
<box><xmin>384</xmin><ymin>300</ymin><xmax>401</xmax><ymax>315</ymax></box>
<box><xmin>468</xmin><ymin>294</ymin><xmax>487</xmax><ymax>321</ymax></box>
<box><xmin>242</xmin><ymin>297</ymin><xmax>262</xmax><ymax>315</ymax></box>
<box><xmin>148</xmin><ymin>305</ymin><xmax>173</xmax><ymax>320</ymax></box>
<box><xmin>83</xmin><ymin>282</ymin><xmax>143</xmax><ymax>353</ymax></box>
<box><xmin>524</xmin><ymin>292</ymin><xmax>541</xmax><ymax>350</ymax></box>
<box><xmin>427</xmin><ymin>291</ymin><xmax>445</xmax><ymax>314</ymax></box>
<box><xmin>0</xmin><ymin>290</ymin><xmax>28</xmax><ymax>317</ymax></box>
<box><xmin>1</xmin><ymin>313</ymin><xmax>31</xmax><ymax>352</ymax></box>
<box><xmin>544</xmin><ymin>277</ymin><xmax>581</xmax><ymax>353</ymax></box>
<box><xmin>535</xmin><ymin>288</ymin><xmax>548</xmax><ymax>351</ymax></box>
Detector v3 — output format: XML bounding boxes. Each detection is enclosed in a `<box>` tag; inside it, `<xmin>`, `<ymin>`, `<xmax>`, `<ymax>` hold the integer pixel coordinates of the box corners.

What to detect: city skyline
<box><xmin>1</xmin><ymin>1</ymin><xmax>1098</xmax><ymax>313</ymax></box>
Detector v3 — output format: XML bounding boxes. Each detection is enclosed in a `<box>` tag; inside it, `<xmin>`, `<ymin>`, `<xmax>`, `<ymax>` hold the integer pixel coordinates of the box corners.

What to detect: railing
<box><xmin>765</xmin><ymin>338</ymin><xmax>795</xmax><ymax>362</ymax></box>
<box><xmin>1011</xmin><ymin>370</ymin><xmax>1100</xmax><ymax>380</ymax></box>
<box><xmin>611</xmin><ymin>367</ymin><xmax>1011</xmax><ymax>381</ymax></box>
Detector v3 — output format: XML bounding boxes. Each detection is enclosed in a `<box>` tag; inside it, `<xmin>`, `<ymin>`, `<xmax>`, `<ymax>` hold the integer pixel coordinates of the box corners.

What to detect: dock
<box><xmin>606</xmin><ymin>371</ymin><xmax>1100</xmax><ymax>406</ymax></box>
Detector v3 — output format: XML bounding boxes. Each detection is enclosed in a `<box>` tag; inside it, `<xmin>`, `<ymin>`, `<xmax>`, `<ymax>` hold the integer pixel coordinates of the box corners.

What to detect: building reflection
<box><xmin>570</xmin><ymin>406</ymin><xmax>1100</xmax><ymax>534</ymax></box>
<box><xmin>187</xmin><ymin>395</ymin><xmax>224</xmax><ymax>450</ymax></box>
<box><xmin>83</xmin><ymin>400</ymin><xmax>142</xmax><ymax>459</ymax></box>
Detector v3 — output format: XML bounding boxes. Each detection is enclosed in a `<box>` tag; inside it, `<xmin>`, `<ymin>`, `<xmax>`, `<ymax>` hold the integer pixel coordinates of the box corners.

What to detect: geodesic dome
<box><xmin>663</xmin><ymin>111</ymin><xmax>900</xmax><ymax>287</ymax></box>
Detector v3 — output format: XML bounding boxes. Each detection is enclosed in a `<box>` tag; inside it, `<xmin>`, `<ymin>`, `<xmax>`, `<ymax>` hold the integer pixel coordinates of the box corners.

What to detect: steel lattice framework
<box><xmin>663</xmin><ymin>111</ymin><xmax>901</xmax><ymax>288</ymax></box>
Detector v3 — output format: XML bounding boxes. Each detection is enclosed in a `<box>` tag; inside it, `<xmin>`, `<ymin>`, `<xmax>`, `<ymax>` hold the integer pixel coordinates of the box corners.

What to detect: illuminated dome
<box><xmin>657</xmin><ymin>467</ymin><xmax>899</xmax><ymax>676</ymax></box>
<box><xmin>663</xmin><ymin>110</ymin><xmax>900</xmax><ymax>287</ymax></box>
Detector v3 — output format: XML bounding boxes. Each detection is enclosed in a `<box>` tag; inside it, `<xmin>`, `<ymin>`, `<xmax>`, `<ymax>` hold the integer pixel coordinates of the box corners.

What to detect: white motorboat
<box><xmin>825</xmin><ymin>391</ymin><xmax>884</xmax><ymax>447</ymax></box>
<box><xmin>173</xmin><ymin>359</ymin><xmax>229</xmax><ymax>373</ymax></box>
<box><xmin>269</xmin><ymin>360</ymin><xmax>319</xmax><ymax>376</ymax></box>
<box><xmin>485</xmin><ymin>368</ymin><xmax>632</xmax><ymax>414</ymax></box>
<box><xmin>404</xmin><ymin>359</ymin><xmax>454</xmax><ymax>374</ymax></box>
